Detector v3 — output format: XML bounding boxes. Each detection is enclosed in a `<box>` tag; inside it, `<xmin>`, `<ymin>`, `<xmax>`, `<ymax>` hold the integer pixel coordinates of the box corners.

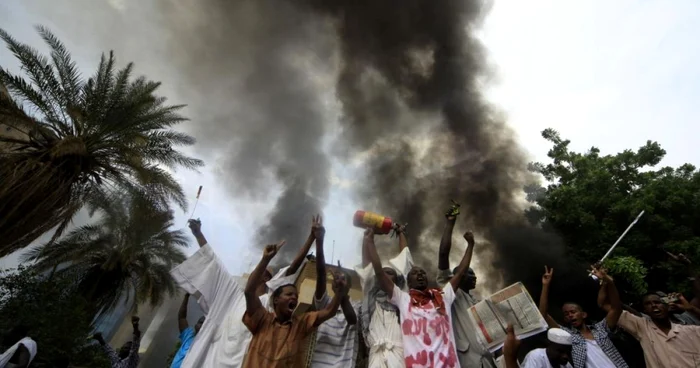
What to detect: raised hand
<box><xmin>463</xmin><ymin>230</ymin><xmax>475</xmax><ymax>245</ymax></box>
<box><xmin>311</xmin><ymin>214</ymin><xmax>325</xmax><ymax>240</ymax></box>
<box><xmin>364</xmin><ymin>228</ymin><xmax>374</xmax><ymax>239</ymax></box>
<box><xmin>132</xmin><ymin>316</ymin><xmax>141</xmax><ymax>335</ymax></box>
<box><xmin>670</xmin><ymin>293</ymin><xmax>692</xmax><ymax>311</ymax></box>
<box><xmin>503</xmin><ymin>324</ymin><xmax>521</xmax><ymax>358</ymax></box>
<box><xmin>590</xmin><ymin>265</ymin><xmax>612</xmax><ymax>283</ymax></box>
<box><xmin>263</xmin><ymin>240</ymin><xmax>286</xmax><ymax>261</ymax></box>
<box><xmin>188</xmin><ymin>219</ymin><xmax>202</xmax><ymax>234</ymax></box>
<box><xmin>445</xmin><ymin>200</ymin><xmax>461</xmax><ymax>221</ymax></box>
<box><xmin>332</xmin><ymin>271</ymin><xmax>349</xmax><ymax>296</ymax></box>
<box><xmin>542</xmin><ymin>266</ymin><xmax>554</xmax><ymax>285</ymax></box>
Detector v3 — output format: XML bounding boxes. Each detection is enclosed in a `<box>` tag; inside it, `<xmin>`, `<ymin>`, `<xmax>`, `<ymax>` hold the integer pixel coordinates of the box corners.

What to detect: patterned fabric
<box><xmin>562</xmin><ymin>320</ymin><xmax>628</xmax><ymax>368</ymax></box>
<box><xmin>102</xmin><ymin>333</ymin><xmax>140</xmax><ymax>368</ymax></box>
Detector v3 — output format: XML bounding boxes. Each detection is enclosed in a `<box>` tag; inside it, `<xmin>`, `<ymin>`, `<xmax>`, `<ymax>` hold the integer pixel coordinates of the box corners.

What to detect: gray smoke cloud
<box><xmin>292</xmin><ymin>0</ymin><xmax>592</xmax><ymax>300</ymax></box>
<box><xmin>151</xmin><ymin>0</ymin><xmax>338</xmax><ymax>264</ymax></box>
<box><xmin>151</xmin><ymin>0</ymin><xmax>589</xmax><ymax>295</ymax></box>
<box><xmin>9</xmin><ymin>0</ymin><xmax>592</xmax><ymax>300</ymax></box>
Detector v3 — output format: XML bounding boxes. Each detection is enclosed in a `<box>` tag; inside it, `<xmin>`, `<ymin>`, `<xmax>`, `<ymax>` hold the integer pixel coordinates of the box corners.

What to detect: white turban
<box><xmin>547</xmin><ymin>328</ymin><xmax>572</xmax><ymax>345</ymax></box>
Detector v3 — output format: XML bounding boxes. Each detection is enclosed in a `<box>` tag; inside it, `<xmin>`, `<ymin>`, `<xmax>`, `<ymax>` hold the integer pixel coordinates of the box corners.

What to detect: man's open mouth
<box><xmin>288</xmin><ymin>300</ymin><xmax>298</xmax><ymax>312</ymax></box>
<box><xmin>651</xmin><ymin>309</ymin><xmax>662</xmax><ymax>317</ymax></box>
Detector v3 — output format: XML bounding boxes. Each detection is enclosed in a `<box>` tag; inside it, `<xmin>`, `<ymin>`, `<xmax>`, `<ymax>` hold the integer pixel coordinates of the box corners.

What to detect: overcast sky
<box><xmin>2</xmin><ymin>0</ymin><xmax>699</xmax><ymax>290</ymax></box>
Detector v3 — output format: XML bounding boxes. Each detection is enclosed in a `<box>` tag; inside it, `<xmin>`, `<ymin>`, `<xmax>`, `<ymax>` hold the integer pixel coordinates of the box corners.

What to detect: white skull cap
<box><xmin>547</xmin><ymin>328</ymin><xmax>572</xmax><ymax>345</ymax></box>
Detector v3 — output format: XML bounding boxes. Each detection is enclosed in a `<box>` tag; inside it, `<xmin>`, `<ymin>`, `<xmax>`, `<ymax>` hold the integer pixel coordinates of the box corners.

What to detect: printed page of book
<box><xmin>469</xmin><ymin>282</ymin><xmax>548</xmax><ymax>352</ymax></box>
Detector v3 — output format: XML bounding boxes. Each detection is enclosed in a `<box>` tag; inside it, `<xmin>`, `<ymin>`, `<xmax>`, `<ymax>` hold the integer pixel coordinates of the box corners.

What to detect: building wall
<box><xmin>104</xmin><ymin>292</ymin><xmax>204</xmax><ymax>368</ymax></box>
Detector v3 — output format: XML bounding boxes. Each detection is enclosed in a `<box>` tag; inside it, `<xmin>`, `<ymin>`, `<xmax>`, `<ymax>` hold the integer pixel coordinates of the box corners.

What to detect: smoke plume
<box><xmin>292</xmin><ymin>0</ymin><xmax>597</xmax><ymax>305</ymax></box>
<box><xmin>150</xmin><ymin>0</ymin><xmax>339</xmax><ymax>264</ymax></box>
<box><xmin>152</xmin><ymin>0</ymin><xmax>593</xmax><ymax>302</ymax></box>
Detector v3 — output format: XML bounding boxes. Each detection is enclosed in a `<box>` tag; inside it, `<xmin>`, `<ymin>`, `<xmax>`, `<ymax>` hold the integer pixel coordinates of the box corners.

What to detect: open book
<box><xmin>467</xmin><ymin>282</ymin><xmax>547</xmax><ymax>353</ymax></box>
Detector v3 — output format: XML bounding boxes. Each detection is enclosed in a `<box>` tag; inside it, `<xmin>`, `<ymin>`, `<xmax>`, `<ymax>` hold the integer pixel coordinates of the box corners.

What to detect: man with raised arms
<box><xmin>170</xmin><ymin>218</ymin><xmax>316</xmax><ymax>368</ymax></box>
<box><xmin>364</xmin><ymin>224</ymin><xmax>477</xmax><ymax>368</ymax></box>
<box><xmin>356</xmin><ymin>223</ymin><xmax>412</xmax><ymax>368</ymax></box>
<box><xmin>436</xmin><ymin>204</ymin><xmax>495</xmax><ymax>368</ymax></box>
<box><xmin>242</xmin><ymin>223</ymin><xmax>349</xmax><ymax>367</ymax></box>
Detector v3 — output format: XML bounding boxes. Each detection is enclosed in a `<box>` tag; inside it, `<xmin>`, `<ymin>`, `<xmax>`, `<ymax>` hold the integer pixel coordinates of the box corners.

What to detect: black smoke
<box><xmin>150</xmin><ymin>0</ymin><xmax>338</xmax><ymax>264</ymax></box>
<box><xmin>152</xmin><ymin>0</ymin><xmax>594</xmax><ymax>302</ymax></box>
<box><xmin>291</xmin><ymin>0</ymin><xmax>593</xmax><ymax>297</ymax></box>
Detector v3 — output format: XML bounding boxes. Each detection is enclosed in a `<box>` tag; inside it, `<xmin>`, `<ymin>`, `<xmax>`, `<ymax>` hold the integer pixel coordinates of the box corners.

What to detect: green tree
<box><xmin>0</xmin><ymin>266</ymin><xmax>110</xmax><ymax>368</ymax></box>
<box><xmin>527</xmin><ymin>128</ymin><xmax>700</xmax><ymax>299</ymax></box>
<box><xmin>22</xmin><ymin>194</ymin><xmax>188</xmax><ymax>317</ymax></box>
<box><xmin>0</xmin><ymin>26</ymin><xmax>203</xmax><ymax>256</ymax></box>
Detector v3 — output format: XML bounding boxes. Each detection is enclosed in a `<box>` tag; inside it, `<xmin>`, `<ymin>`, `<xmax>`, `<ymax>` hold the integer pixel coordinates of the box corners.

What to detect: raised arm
<box><xmin>286</xmin><ymin>216</ymin><xmax>318</xmax><ymax>276</ymax></box>
<box><xmin>315</xmin><ymin>271</ymin><xmax>351</xmax><ymax>326</ymax></box>
<box><xmin>438</xmin><ymin>216</ymin><xmax>456</xmax><ymax>271</ymax></box>
<box><xmin>12</xmin><ymin>345</ymin><xmax>31</xmax><ymax>368</ymax></box>
<box><xmin>128</xmin><ymin>316</ymin><xmax>142</xmax><ymax>364</ymax></box>
<box><xmin>362</xmin><ymin>235</ymin><xmax>369</xmax><ymax>267</ymax></box>
<box><xmin>503</xmin><ymin>324</ymin><xmax>521</xmax><ymax>368</ymax></box>
<box><xmin>178</xmin><ymin>294</ymin><xmax>190</xmax><ymax>333</ymax></box>
<box><xmin>674</xmin><ymin>294</ymin><xmax>700</xmax><ymax>320</ymax></box>
<box><xmin>364</xmin><ymin>229</ymin><xmax>395</xmax><ymax>297</ymax></box>
<box><xmin>245</xmin><ymin>240</ymin><xmax>286</xmax><ymax>315</ymax></box>
<box><xmin>188</xmin><ymin>219</ymin><xmax>208</xmax><ymax>247</ymax></box>
<box><xmin>592</xmin><ymin>267</ymin><xmax>622</xmax><ymax>328</ymax></box>
<box><xmin>336</xmin><ymin>269</ymin><xmax>358</xmax><ymax>325</ymax></box>
<box><xmin>94</xmin><ymin>333</ymin><xmax>120</xmax><ymax>365</ymax></box>
<box><xmin>313</xmin><ymin>215</ymin><xmax>327</xmax><ymax>300</ymax></box>
<box><xmin>449</xmin><ymin>231</ymin><xmax>475</xmax><ymax>291</ymax></box>
<box><xmin>539</xmin><ymin>266</ymin><xmax>560</xmax><ymax>328</ymax></box>
<box><xmin>396</xmin><ymin>224</ymin><xmax>408</xmax><ymax>252</ymax></box>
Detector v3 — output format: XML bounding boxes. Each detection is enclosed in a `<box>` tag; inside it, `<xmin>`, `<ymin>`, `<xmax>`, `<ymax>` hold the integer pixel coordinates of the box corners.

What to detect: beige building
<box><xmin>106</xmin><ymin>259</ymin><xmax>366</xmax><ymax>367</ymax></box>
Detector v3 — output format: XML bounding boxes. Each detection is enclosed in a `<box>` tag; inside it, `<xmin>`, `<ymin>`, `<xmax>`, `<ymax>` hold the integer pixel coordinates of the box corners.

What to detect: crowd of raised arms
<box><xmin>6</xmin><ymin>204</ymin><xmax>698</xmax><ymax>368</ymax></box>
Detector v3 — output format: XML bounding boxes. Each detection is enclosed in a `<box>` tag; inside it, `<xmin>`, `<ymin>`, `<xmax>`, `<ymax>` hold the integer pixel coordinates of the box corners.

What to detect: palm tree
<box><xmin>22</xmin><ymin>193</ymin><xmax>188</xmax><ymax>317</ymax></box>
<box><xmin>0</xmin><ymin>26</ymin><xmax>203</xmax><ymax>256</ymax></box>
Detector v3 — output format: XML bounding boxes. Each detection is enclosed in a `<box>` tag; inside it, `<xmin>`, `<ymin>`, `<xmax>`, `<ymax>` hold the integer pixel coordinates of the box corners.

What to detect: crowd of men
<box><xmin>161</xmin><ymin>202</ymin><xmax>700</xmax><ymax>368</ymax></box>
<box><xmin>2</xmin><ymin>203</ymin><xmax>700</xmax><ymax>368</ymax></box>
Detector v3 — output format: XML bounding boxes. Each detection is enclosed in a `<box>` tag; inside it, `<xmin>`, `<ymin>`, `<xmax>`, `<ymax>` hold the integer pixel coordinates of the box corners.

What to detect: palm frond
<box><xmin>0</xmin><ymin>27</ymin><xmax>203</xmax><ymax>254</ymax></box>
<box><xmin>21</xmin><ymin>192</ymin><xmax>190</xmax><ymax>317</ymax></box>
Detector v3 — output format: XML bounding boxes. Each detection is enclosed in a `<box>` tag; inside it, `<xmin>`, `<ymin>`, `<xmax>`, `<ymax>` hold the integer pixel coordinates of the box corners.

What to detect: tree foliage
<box><xmin>0</xmin><ymin>25</ymin><xmax>203</xmax><ymax>256</ymax></box>
<box><xmin>0</xmin><ymin>266</ymin><xmax>110</xmax><ymax>367</ymax></box>
<box><xmin>527</xmin><ymin>128</ymin><xmax>700</xmax><ymax>299</ymax></box>
<box><xmin>22</xmin><ymin>193</ymin><xmax>188</xmax><ymax>317</ymax></box>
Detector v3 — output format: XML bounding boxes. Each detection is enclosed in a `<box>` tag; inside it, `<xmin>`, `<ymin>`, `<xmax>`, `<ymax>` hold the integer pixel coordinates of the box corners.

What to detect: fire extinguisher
<box><xmin>353</xmin><ymin>210</ymin><xmax>399</xmax><ymax>235</ymax></box>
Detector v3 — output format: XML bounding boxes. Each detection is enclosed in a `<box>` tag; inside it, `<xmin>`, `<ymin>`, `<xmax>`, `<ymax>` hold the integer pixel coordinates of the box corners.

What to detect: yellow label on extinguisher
<box><xmin>363</xmin><ymin>212</ymin><xmax>384</xmax><ymax>227</ymax></box>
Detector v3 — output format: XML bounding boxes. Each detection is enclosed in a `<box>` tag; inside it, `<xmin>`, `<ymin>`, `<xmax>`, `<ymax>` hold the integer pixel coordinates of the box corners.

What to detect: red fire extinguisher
<box><xmin>353</xmin><ymin>210</ymin><xmax>395</xmax><ymax>235</ymax></box>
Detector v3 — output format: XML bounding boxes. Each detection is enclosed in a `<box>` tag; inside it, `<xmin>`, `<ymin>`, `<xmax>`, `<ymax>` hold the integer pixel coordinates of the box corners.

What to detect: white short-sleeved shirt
<box><xmin>584</xmin><ymin>340</ymin><xmax>616</xmax><ymax>368</ymax></box>
<box><xmin>389</xmin><ymin>283</ymin><xmax>460</xmax><ymax>368</ymax></box>
<box><xmin>521</xmin><ymin>348</ymin><xmax>573</xmax><ymax>368</ymax></box>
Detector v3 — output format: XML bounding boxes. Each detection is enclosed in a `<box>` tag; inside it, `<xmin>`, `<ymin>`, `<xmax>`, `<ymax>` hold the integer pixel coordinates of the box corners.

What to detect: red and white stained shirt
<box><xmin>390</xmin><ymin>283</ymin><xmax>460</xmax><ymax>368</ymax></box>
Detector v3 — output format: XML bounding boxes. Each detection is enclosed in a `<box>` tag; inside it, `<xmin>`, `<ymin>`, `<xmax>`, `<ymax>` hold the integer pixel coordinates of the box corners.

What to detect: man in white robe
<box><xmin>355</xmin><ymin>225</ymin><xmax>412</xmax><ymax>368</ymax></box>
<box><xmin>171</xmin><ymin>219</ymin><xmax>315</xmax><ymax>368</ymax></box>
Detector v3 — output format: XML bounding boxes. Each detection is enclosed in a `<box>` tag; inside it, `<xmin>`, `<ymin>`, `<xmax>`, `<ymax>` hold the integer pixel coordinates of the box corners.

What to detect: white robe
<box><xmin>171</xmin><ymin>243</ymin><xmax>302</xmax><ymax>368</ymax></box>
<box><xmin>0</xmin><ymin>337</ymin><xmax>37</xmax><ymax>368</ymax></box>
<box><xmin>355</xmin><ymin>247</ymin><xmax>413</xmax><ymax>368</ymax></box>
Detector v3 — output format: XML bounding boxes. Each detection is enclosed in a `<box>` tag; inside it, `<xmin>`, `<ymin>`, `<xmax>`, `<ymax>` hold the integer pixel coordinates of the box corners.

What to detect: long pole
<box><xmin>187</xmin><ymin>186</ymin><xmax>203</xmax><ymax>220</ymax></box>
<box><xmin>590</xmin><ymin>210</ymin><xmax>645</xmax><ymax>279</ymax></box>
<box><xmin>331</xmin><ymin>240</ymin><xmax>335</xmax><ymax>266</ymax></box>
